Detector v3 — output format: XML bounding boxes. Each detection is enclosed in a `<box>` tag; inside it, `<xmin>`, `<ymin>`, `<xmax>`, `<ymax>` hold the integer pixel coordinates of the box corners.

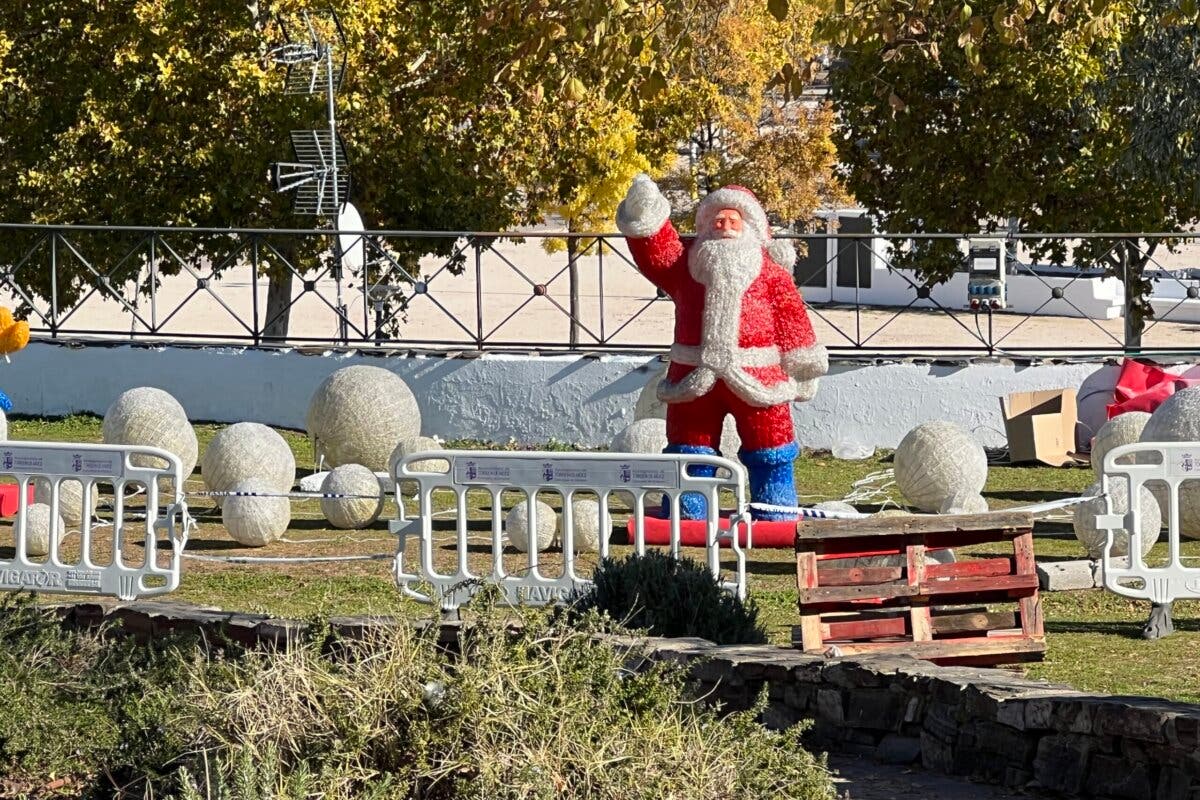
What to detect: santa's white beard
<box><xmin>689</xmin><ymin>235</ymin><xmax>764</xmax><ymax>290</ymax></box>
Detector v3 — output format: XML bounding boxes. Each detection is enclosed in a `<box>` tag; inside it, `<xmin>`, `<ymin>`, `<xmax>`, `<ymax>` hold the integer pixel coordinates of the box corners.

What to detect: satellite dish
<box><xmin>337</xmin><ymin>202</ymin><xmax>366</xmax><ymax>272</ymax></box>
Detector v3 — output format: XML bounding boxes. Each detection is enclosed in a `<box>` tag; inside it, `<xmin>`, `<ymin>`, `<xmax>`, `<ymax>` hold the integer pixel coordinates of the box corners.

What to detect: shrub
<box><xmin>177</xmin><ymin>599</ymin><xmax>831</xmax><ymax>799</ymax></box>
<box><xmin>570</xmin><ymin>550</ymin><xmax>768</xmax><ymax>645</ymax></box>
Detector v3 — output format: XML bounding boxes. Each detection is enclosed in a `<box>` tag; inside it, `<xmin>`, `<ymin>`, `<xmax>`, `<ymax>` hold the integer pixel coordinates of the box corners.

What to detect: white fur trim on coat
<box><xmin>782</xmin><ymin>344</ymin><xmax>828</xmax><ymax>381</ymax></box>
<box><xmin>616</xmin><ymin>175</ymin><xmax>671</xmax><ymax>238</ymax></box>
<box><xmin>767</xmin><ymin>238</ymin><xmax>796</xmax><ymax>270</ymax></box>
<box><xmin>794</xmin><ymin>378</ymin><xmax>819</xmax><ymax>402</ymax></box>
<box><xmin>696</xmin><ymin>188</ymin><xmax>769</xmax><ymax>243</ymax></box>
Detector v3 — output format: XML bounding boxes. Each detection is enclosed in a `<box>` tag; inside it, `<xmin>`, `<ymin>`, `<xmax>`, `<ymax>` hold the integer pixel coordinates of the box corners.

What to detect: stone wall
<box><xmin>55</xmin><ymin>601</ymin><xmax>1200</xmax><ymax>800</ymax></box>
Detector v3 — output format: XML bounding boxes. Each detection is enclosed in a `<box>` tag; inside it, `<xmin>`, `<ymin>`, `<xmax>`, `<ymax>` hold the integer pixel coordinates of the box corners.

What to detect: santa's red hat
<box><xmin>696</xmin><ymin>185</ymin><xmax>796</xmax><ymax>270</ymax></box>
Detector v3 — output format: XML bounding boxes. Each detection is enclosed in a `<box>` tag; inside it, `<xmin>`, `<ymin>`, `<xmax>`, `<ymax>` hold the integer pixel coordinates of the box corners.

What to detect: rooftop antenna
<box><xmin>265</xmin><ymin>8</ymin><xmax>351</xmax><ymax>340</ymax></box>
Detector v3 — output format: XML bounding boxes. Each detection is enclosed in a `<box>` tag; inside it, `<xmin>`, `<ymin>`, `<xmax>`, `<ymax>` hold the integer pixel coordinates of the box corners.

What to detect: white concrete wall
<box><xmin>7</xmin><ymin>341</ymin><xmax>1176</xmax><ymax>454</ymax></box>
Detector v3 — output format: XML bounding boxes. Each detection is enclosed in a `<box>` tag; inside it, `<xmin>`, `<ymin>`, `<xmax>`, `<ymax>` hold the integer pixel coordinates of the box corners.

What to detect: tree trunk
<box><xmin>262</xmin><ymin>240</ymin><xmax>298</xmax><ymax>343</ymax></box>
<box><xmin>567</xmin><ymin>227</ymin><xmax>580</xmax><ymax>349</ymax></box>
<box><xmin>1119</xmin><ymin>239</ymin><xmax>1156</xmax><ymax>353</ymax></box>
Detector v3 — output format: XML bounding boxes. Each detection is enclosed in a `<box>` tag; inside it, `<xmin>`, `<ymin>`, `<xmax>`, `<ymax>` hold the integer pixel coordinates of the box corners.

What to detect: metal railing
<box><xmin>2</xmin><ymin>222</ymin><xmax>1199</xmax><ymax>357</ymax></box>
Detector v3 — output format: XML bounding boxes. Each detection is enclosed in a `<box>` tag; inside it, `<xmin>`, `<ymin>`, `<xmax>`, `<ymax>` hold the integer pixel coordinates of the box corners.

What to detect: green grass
<box><xmin>8</xmin><ymin>414</ymin><xmax>1200</xmax><ymax>704</ymax></box>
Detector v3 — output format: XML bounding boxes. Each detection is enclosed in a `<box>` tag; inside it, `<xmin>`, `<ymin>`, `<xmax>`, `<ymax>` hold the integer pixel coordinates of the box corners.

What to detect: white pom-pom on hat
<box><xmin>766</xmin><ymin>237</ymin><xmax>796</xmax><ymax>270</ymax></box>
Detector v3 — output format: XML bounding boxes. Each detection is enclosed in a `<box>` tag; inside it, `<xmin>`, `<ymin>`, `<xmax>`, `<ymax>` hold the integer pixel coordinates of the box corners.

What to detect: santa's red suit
<box><xmin>616</xmin><ymin>176</ymin><xmax>827</xmax><ymax>520</ymax></box>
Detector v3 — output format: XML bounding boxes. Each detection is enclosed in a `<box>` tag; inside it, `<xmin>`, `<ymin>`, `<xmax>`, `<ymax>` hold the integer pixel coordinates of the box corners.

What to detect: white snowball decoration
<box><xmin>1141</xmin><ymin>388</ymin><xmax>1200</xmax><ymax>538</ymax></box>
<box><xmin>1073</xmin><ymin>480</ymin><xmax>1160</xmax><ymax>559</ymax></box>
<box><xmin>307</xmin><ymin>366</ymin><xmax>421</xmax><ymax>471</ymax></box>
<box><xmin>505</xmin><ymin>499</ymin><xmax>557</xmax><ymax>553</ymax></box>
<box><xmin>102</xmin><ymin>387</ymin><xmax>198</xmax><ymax>479</ymax></box>
<box><xmin>634</xmin><ymin>365</ymin><xmax>669</xmax><ymax>421</ymax></box>
<box><xmin>814</xmin><ymin>500</ymin><xmax>858</xmax><ymax>516</ymax></box>
<box><xmin>611</xmin><ymin>418</ymin><xmax>667</xmax><ymax>454</ymax></box>
<box><xmin>222</xmin><ymin>479</ymin><xmax>291</xmax><ymax>547</ymax></box>
<box><xmin>568</xmin><ymin>498</ymin><xmax>603</xmax><ymax>553</ymax></box>
<box><xmin>19</xmin><ymin>503</ymin><xmax>65</xmax><ymax>558</ymax></box>
<box><xmin>391</xmin><ymin>435</ymin><xmax>446</xmax><ymax>473</ymax></box>
<box><xmin>939</xmin><ymin>492</ymin><xmax>989</xmax><ymax>515</ymax></box>
<box><xmin>33</xmin><ymin>479</ymin><xmax>98</xmax><ymax>528</ymax></box>
<box><xmin>1092</xmin><ymin>411</ymin><xmax>1151</xmax><ymax>479</ymax></box>
<box><xmin>201</xmin><ymin>423</ymin><xmax>296</xmax><ymax>509</ymax></box>
<box><xmin>893</xmin><ymin>422</ymin><xmax>988</xmax><ymax>513</ymax></box>
<box><xmin>320</xmin><ymin>464</ymin><xmax>384</xmax><ymax>529</ymax></box>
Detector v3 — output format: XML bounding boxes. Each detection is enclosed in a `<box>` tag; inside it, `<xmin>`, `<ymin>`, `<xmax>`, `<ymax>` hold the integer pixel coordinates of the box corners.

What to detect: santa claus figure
<box><xmin>616</xmin><ymin>174</ymin><xmax>826</xmax><ymax>521</ymax></box>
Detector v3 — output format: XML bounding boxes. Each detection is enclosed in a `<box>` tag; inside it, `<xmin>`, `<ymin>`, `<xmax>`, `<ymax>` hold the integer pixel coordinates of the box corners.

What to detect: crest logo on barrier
<box><xmin>1</xmin><ymin>451</ymin><xmax>11</xmax><ymax>471</ymax></box>
<box><xmin>464</xmin><ymin>461</ymin><xmax>477</xmax><ymax>480</ymax></box>
<box><xmin>619</xmin><ymin>463</ymin><xmax>631</xmax><ymax>483</ymax></box>
<box><xmin>1182</xmin><ymin>453</ymin><xmax>1196</xmax><ymax>474</ymax></box>
<box><xmin>542</xmin><ymin>462</ymin><xmax>554</xmax><ymax>482</ymax></box>
<box><xmin>72</xmin><ymin>454</ymin><xmax>82</xmax><ymax>473</ymax></box>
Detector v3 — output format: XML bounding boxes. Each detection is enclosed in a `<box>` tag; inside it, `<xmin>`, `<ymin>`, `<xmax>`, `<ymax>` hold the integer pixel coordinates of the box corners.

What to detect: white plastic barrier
<box><xmin>1100</xmin><ymin>441</ymin><xmax>1200</xmax><ymax>604</ymax></box>
<box><xmin>0</xmin><ymin>441</ymin><xmax>190</xmax><ymax>600</ymax></box>
<box><xmin>390</xmin><ymin>450</ymin><xmax>749</xmax><ymax>612</ymax></box>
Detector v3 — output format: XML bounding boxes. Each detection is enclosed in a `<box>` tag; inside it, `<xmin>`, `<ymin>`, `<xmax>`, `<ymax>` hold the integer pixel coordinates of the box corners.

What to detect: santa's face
<box><xmin>711</xmin><ymin>208</ymin><xmax>744</xmax><ymax>239</ymax></box>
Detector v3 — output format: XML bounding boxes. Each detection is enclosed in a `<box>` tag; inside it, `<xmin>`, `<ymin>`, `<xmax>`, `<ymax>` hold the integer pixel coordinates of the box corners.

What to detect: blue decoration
<box><xmin>741</xmin><ymin>441</ymin><xmax>799</xmax><ymax>521</ymax></box>
<box><xmin>0</xmin><ymin>390</ymin><xmax>12</xmax><ymax>413</ymax></box>
<box><xmin>662</xmin><ymin>443</ymin><xmax>719</xmax><ymax>520</ymax></box>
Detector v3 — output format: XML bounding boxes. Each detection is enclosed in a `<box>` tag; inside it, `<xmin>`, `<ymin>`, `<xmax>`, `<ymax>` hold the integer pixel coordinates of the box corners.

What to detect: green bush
<box><xmin>570</xmin><ymin>550</ymin><xmax>768</xmax><ymax>645</ymax></box>
<box><xmin>177</xmin><ymin>600</ymin><xmax>832</xmax><ymax>799</ymax></box>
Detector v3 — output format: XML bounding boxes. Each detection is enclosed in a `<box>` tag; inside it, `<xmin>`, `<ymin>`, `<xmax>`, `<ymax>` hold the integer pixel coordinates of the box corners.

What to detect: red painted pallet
<box><xmin>792</xmin><ymin>511</ymin><xmax>1045</xmax><ymax>666</ymax></box>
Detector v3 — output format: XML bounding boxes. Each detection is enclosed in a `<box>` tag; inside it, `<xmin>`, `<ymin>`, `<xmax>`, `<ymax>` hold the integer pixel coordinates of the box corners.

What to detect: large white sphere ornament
<box><xmin>201</xmin><ymin>423</ymin><xmax>296</xmax><ymax>509</ymax></box>
<box><xmin>893</xmin><ymin>422</ymin><xmax>988</xmax><ymax>513</ymax></box>
<box><xmin>102</xmin><ymin>387</ymin><xmax>198</xmax><ymax>479</ymax></box>
<box><xmin>391</xmin><ymin>435</ymin><xmax>446</xmax><ymax>474</ymax></box>
<box><xmin>611</xmin><ymin>418</ymin><xmax>668</xmax><ymax>454</ymax></box>
<box><xmin>1092</xmin><ymin>412</ymin><xmax>1151</xmax><ymax>479</ymax></box>
<box><xmin>1073</xmin><ymin>480</ymin><xmax>1160</xmax><ymax>559</ymax></box>
<box><xmin>19</xmin><ymin>503</ymin><xmax>65</xmax><ymax>558</ymax></box>
<box><xmin>222</xmin><ymin>480</ymin><xmax>291</xmax><ymax>547</ymax></box>
<box><xmin>1141</xmin><ymin>388</ymin><xmax>1200</xmax><ymax>537</ymax></box>
<box><xmin>506</xmin><ymin>499</ymin><xmax>557</xmax><ymax>553</ymax></box>
<box><xmin>320</xmin><ymin>464</ymin><xmax>383</xmax><ymax>529</ymax></box>
<box><xmin>307</xmin><ymin>366</ymin><xmax>421</xmax><ymax>471</ymax></box>
<box><xmin>568</xmin><ymin>498</ymin><xmax>603</xmax><ymax>553</ymax></box>
<box><xmin>33</xmin><ymin>479</ymin><xmax>98</xmax><ymax>528</ymax></box>
<box><xmin>939</xmin><ymin>492</ymin><xmax>989</xmax><ymax>516</ymax></box>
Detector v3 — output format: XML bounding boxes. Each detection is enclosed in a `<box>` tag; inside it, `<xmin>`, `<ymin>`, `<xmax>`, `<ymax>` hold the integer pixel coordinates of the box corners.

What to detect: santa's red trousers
<box><xmin>665</xmin><ymin>380</ymin><xmax>796</xmax><ymax>453</ymax></box>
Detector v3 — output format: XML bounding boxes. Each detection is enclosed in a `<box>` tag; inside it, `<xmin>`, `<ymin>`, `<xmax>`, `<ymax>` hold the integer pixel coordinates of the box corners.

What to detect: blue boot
<box><xmin>741</xmin><ymin>442</ymin><xmax>799</xmax><ymax>521</ymax></box>
<box><xmin>662</xmin><ymin>444</ymin><xmax>719</xmax><ymax>520</ymax></box>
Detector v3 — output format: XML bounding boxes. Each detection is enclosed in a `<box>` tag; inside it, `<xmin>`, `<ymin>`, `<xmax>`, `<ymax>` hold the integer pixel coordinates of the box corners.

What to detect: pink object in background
<box><xmin>1107</xmin><ymin>359</ymin><xmax>1200</xmax><ymax>418</ymax></box>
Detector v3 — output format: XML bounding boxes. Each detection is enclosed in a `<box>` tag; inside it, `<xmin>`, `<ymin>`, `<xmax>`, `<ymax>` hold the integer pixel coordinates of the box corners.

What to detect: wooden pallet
<box><xmin>793</xmin><ymin>511</ymin><xmax>1045</xmax><ymax>665</ymax></box>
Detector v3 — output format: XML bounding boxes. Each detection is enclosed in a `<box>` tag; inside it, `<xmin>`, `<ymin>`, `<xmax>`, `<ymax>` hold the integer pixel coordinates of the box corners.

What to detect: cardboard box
<box><xmin>1000</xmin><ymin>388</ymin><xmax>1078</xmax><ymax>466</ymax></box>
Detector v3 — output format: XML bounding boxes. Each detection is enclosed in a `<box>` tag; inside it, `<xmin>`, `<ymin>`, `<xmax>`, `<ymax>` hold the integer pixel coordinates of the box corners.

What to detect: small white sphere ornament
<box><xmin>320</xmin><ymin>464</ymin><xmax>384</xmax><ymax>529</ymax></box>
<box><xmin>33</xmin><ymin>479</ymin><xmax>98</xmax><ymax>528</ymax></box>
<box><xmin>893</xmin><ymin>422</ymin><xmax>988</xmax><ymax>513</ymax></box>
<box><xmin>307</xmin><ymin>366</ymin><xmax>421</xmax><ymax>471</ymax></box>
<box><xmin>391</xmin><ymin>436</ymin><xmax>446</xmax><ymax>473</ymax></box>
<box><xmin>222</xmin><ymin>480</ymin><xmax>291</xmax><ymax>547</ymax></box>
<box><xmin>1140</xmin><ymin>388</ymin><xmax>1200</xmax><ymax>537</ymax></box>
<box><xmin>19</xmin><ymin>503</ymin><xmax>65</xmax><ymax>558</ymax></box>
<box><xmin>611</xmin><ymin>418</ymin><xmax>667</xmax><ymax>454</ymax></box>
<box><xmin>1073</xmin><ymin>480</ymin><xmax>1160</xmax><ymax>559</ymax></box>
<box><xmin>102</xmin><ymin>387</ymin><xmax>198</xmax><ymax>479</ymax></box>
<box><xmin>568</xmin><ymin>498</ymin><xmax>603</xmax><ymax>553</ymax></box>
<box><xmin>1092</xmin><ymin>411</ymin><xmax>1151</xmax><ymax>479</ymax></box>
<box><xmin>201</xmin><ymin>423</ymin><xmax>296</xmax><ymax>509</ymax></box>
<box><xmin>939</xmin><ymin>492</ymin><xmax>989</xmax><ymax>516</ymax></box>
<box><xmin>506</xmin><ymin>499</ymin><xmax>556</xmax><ymax>553</ymax></box>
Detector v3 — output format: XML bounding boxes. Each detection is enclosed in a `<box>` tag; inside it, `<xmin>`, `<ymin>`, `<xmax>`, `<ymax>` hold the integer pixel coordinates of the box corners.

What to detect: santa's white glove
<box><xmin>616</xmin><ymin>173</ymin><xmax>671</xmax><ymax>238</ymax></box>
<box><xmin>794</xmin><ymin>378</ymin><xmax>820</xmax><ymax>403</ymax></box>
<box><xmin>782</xmin><ymin>344</ymin><xmax>829</xmax><ymax>382</ymax></box>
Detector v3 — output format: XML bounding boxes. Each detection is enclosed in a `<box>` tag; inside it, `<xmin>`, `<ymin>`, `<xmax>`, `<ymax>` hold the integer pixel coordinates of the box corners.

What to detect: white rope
<box><xmin>751</xmin><ymin>493</ymin><xmax>1095</xmax><ymax>519</ymax></box>
<box><xmin>189</xmin><ymin>489</ymin><xmax>386</xmax><ymax>501</ymax></box>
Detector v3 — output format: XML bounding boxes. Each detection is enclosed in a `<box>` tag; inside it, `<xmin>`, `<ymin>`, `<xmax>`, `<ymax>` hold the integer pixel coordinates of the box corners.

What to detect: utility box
<box><xmin>968</xmin><ymin>238</ymin><xmax>1006</xmax><ymax>310</ymax></box>
<box><xmin>1000</xmin><ymin>388</ymin><xmax>1079</xmax><ymax>466</ymax></box>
